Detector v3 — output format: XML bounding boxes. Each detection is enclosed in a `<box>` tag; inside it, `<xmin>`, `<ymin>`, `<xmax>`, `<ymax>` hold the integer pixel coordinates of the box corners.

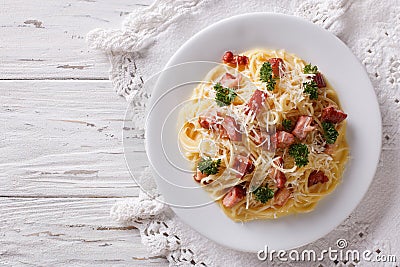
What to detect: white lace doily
<box><xmin>87</xmin><ymin>0</ymin><xmax>400</xmax><ymax>266</ymax></box>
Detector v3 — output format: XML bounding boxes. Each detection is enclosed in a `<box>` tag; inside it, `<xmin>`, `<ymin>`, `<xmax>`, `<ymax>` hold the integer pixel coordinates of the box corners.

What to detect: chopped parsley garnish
<box><xmin>260</xmin><ymin>62</ymin><xmax>277</xmax><ymax>91</ymax></box>
<box><xmin>289</xmin><ymin>143</ymin><xmax>309</xmax><ymax>167</ymax></box>
<box><xmin>282</xmin><ymin>119</ymin><xmax>292</xmax><ymax>132</ymax></box>
<box><xmin>253</xmin><ymin>184</ymin><xmax>274</xmax><ymax>204</ymax></box>
<box><xmin>303</xmin><ymin>80</ymin><xmax>319</xmax><ymax>100</ymax></box>
<box><xmin>213</xmin><ymin>83</ymin><xmax>237</xmax><ymax>106</ymax></box>
<box><xmin>197</xmin><ymin>157</ymin><xmax>221</xmax><ymax>176</ymax></box>
<box><xmin>303</xmin><ymin>63</ymin><xmax>318</xmax><ymax>74</ymax></box>
<box><xmin>322</xmin><ymin>121</ymin><xmax>339</xmax><ymax>144</ymax></box>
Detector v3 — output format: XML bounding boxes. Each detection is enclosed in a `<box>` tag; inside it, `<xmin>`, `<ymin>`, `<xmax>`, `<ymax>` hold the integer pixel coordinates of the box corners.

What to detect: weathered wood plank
<box><xmin>0</xmin><ymin>197</ymin><xmax>168</xmax><ymax>266</ymax></box>
<box><xmin>0</xmin><ymin>81</ymin><xmax>147</xmax><ymax>197</ymax></box>
<box><xmin>0</xmin><ymin>0</ymin><xmax>153</xmax><ymax>79</ymax></box>
<box><xmin>0</xmin><ymin>1</ymin><xmax>165</xmax><ymax>263</ymax></box>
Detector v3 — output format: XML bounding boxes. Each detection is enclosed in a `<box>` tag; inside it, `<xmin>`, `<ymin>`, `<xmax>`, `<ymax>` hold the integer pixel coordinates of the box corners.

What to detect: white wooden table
<box><xmin>0</xmin><ymin>1</ymin><xmax>168</xmax><ymax>265</ymax></box>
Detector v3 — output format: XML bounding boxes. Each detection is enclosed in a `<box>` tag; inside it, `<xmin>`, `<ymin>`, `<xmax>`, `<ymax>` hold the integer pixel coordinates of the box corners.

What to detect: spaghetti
<box><xmin>178</xmin><ymin>48</ymin><xmax>349</xmax><ymax>222</ymax></box>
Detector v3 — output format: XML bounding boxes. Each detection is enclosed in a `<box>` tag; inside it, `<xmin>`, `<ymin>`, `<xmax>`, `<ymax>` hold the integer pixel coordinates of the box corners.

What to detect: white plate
<box><xmin>145</xmin><ymin>13</ymin><xmax>381</xmax><ymax>252</ymax></box>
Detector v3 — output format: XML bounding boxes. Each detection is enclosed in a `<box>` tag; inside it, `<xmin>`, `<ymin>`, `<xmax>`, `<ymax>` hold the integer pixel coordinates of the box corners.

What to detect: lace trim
<box><xmin>87</xmin><ymin>0</ymin><xmax>204</xmax><ymax>53</ymax></box>
<box><xmin>353</xmin><ymin>7</ymin><xmax>400</xmax><ymax>150</ymax></box>
<box><xmin>295</xmin><ymin>0</ymin><xmax>351</xmax><ymax>36</ymax></box>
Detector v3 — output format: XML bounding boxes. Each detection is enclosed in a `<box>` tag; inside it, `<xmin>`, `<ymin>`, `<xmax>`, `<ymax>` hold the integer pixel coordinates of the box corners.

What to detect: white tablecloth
<box><xmin>87</xmin><ymin>0</ymin><xmax>400</xmax><ymax>265</ymax></box>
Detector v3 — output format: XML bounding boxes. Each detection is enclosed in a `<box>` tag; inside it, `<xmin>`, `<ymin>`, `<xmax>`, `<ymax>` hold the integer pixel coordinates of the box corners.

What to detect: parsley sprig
<box><xmin>197</xmin><ymin>157</ymin><xmax>221</xmax><ymax>176</ymax></box>
<box><xmin>303</xmin><ymin>80</ymin><xmax>319</xmax><ymax>100</ymax></box>
<box><xmin>303</xmin><ymin>63</ymin><xmax>318</xmax><ymax>74</ymax></box>
<box><xmin>282</xmin><ymin>119</ymin><xmax>292</xmax><ymax>132</ymax></box>
<box><xmin>214</xmin><ymin>83</ymin><xmax>237</xmax><ymax>106</ymax></box>
<box><xmin>322</xmin><ymin>122</ymin><xmax>339</xmax><ymax>144</ymax></box>
<box><xmin>289</xmin><ymin>144</ymin><xmax>309</xmax><ymax>167</ymax></box>
<box><xmin>253</xmin><ymin>184</ymin><xmax>274</xmax><ymax>204</ymax></box>
<box><xmin>260</xmin><ymin>62</ymin><xmax>277</xmax><ymax>91</ymax></box>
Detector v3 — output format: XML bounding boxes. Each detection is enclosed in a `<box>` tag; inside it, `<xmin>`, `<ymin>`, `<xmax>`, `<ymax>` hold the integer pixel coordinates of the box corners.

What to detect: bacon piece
<box><xmin>308</xmin><ymin>170</ymin><xmax>329</xmax><ymax>187</ymax></box>
<box><xmin>222</xmin><ymin>51</ymin><xmax>249</xmax><ymax>66</ymax></box>
<box><xmin>245</xmin><ymin>89</ymin><xmax>268</xmax><ymax>115</ymax></box>
<box><xmin>198</xmin><ymin>115</ymin><xmax>212</xmax><ymax>129</ymax></box>
<box><xmin>219</xmin><ymin>73</ymin><xmax>241</xmax><ymax>89</ymax></box>
<box><xmin>250</xmin><ymin>128</ymin><xmax>265</xmax><ymax>146</ymax></box>
<box><xmin>321</xmin><ymin>106</ymin><xmax>348</xmax><ymax>123</ymax></box>
<box><xmin>275</xmin><ymin>171</ymin><xmax>287</xmax><ymax>189</ymax></box>
<box><xmin>193</xmin><ymin>169</ymin><xmax>208</xmax><ymax>182</ymax></box>
<box><xmin>237</xmin><ymin>55</ymin><xmax>249</xmax><ymax>66</ymax></box>
<box><xmin>250</xmin><ymin>128</ymin><xmax>277</xmax><ymax>152</ymax></box>
<box><xmin>268</xmin><ymin>58</ymin><xmax>284</xmax><ymax>78</ymax></box>
<box><xmin>252</xmin><ymin>130</ymin><xmax>293</xmax><ymax>151</ymax></box>
<box><xmin>270</xmin><ymin>157</ymin><xmax>287</xmax><ymax>188</ymax></box>
<box><xmin>313</xmin><ymin>72</ymin><xmax>326</xmax><ymax>88</ymax></box>
<box><xmin>292</xmin><ymin>116</ymin><xmax>316</xmax><ymax>140</ymax></box>
<box><xmin>222</xmin><ymin>185</ymin><xmax>246</xmax><ymax>208</ymax></box>
<box><xmin>199</xmin><ymin>114</ymin><xmax>224</xmax><ymax>135</ymax></box>
<box><xmin>222</xmin><ymin>51</ymin><xmax>234</xmax><ymax>63</ymax></box>
<box><xmin>232</xmin><ymin>155</ymin><xmax>254</xmax><ymax>178</ymax></box>
<box><xmin>220</xmin><ymin>115</ymin><xmax>242</xmax><ymax>141</ymax></box>
<box><xmin>198</xmin><ymin>114</ymin><xmax>221</xmax><ymax>132</ymax></box>
<box><xmin>275</xmin><ymin>131</ymin><xmax>295</xmax><ymax>148</ymax></box>
<box><xmin>274</xmin><ymin>187</ymin><xmax>291</xmax><ymax>206</ymax></box>
<box><xmin>324</xmin><ymin>144</ymin><xmax>337</xmax><ymax>155</ymax></box>
<box><xmin>247</xmin><ymin>161</ymin><xmax>255</xmax><ymax>174</ymax></box>
<box><xmin>198</xmin><ymin>113</ymin><xmax>242</xmax><ymax>141</ymax></box>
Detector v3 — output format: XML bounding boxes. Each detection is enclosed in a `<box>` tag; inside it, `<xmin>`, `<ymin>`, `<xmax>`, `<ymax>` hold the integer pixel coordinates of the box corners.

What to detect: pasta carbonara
<box><xmin>178</xmin><ymin>48</ymin><xmax>349</xmax><ymax>222</ymax></box>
